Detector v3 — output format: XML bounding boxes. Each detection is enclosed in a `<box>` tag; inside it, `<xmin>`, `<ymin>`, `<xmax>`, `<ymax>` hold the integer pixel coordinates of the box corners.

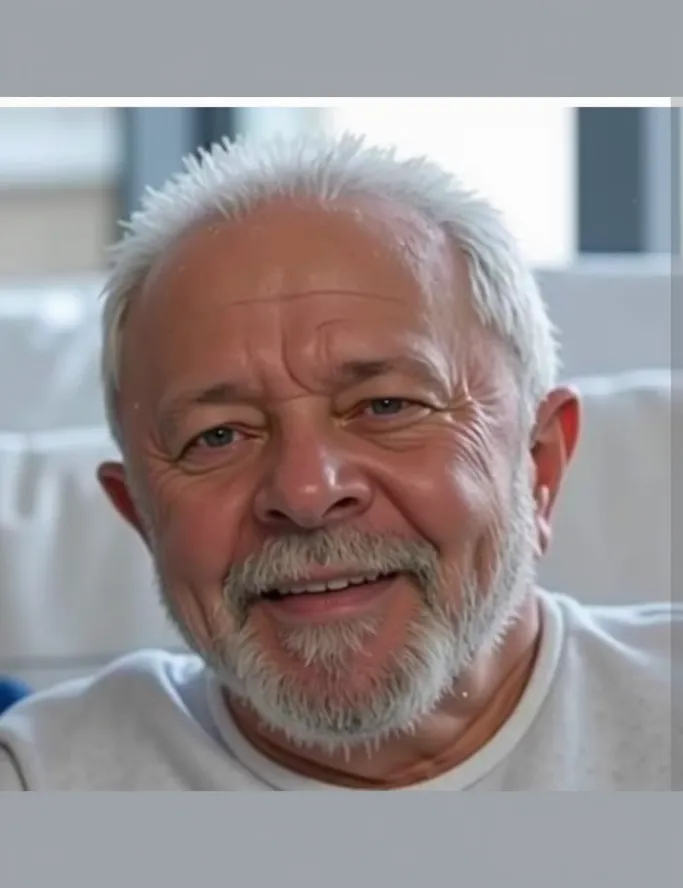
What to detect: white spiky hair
<box><xmin>101</xmin><ymin>130</ymin><xmax>559</xmax><ymax>447</ymax></box>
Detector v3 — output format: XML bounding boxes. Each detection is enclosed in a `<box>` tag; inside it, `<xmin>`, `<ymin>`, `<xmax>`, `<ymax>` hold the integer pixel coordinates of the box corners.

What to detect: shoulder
<box><xmin>1</xmin><ymin>649</ymin><xmax>201</xmax><ymax>723</ymax></box>
<box><xmin>507</xmin><ymin>593</ymin><xmax>678</xmax><ymax>789</ymax></box>
<box><xmin>545</xmin><ymin>591</ymin><xmax>677</xmax><ymax>711</ymax></box>
<box><xmin>0</xmin><ymin>650</ymin><xmax>203</xmax><ymax>790</ymax></box>
<box><xmin>551</xmin><ymin>592</ymin><xmax>678</xmax><ymax>666</ymax></box>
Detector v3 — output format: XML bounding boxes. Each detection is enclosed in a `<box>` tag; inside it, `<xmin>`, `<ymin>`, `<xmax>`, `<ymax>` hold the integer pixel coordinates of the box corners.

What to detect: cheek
<box><xmin>376</xmin><ymin>434</ymin><xmax>505</xmax><ymax>554</ymax></box>
<box><xmin>145</xmin><ymin>472</ymin><xmax>253</xmax><ymax>585</ymax></box>
<box><xmin>143</xmin><ymin>476</ymin><xmax>255</xmax><ymax>651</ymax></box>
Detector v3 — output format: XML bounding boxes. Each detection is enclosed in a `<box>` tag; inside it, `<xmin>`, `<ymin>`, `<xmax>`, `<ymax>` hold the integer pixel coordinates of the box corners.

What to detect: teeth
<box><xmin>273</xmin><ymin>573</ymin><xmax>388</xmax><ymax>597</ymax></box>
<box><xmin>327</xmin><ymin>578</ymin><xmax>354</xmax><ymax>590</ymax></box>
<box><xmin>294</xmin><ymin>582</ymin><xmax>328</xmax><ymax>593</ymax></box>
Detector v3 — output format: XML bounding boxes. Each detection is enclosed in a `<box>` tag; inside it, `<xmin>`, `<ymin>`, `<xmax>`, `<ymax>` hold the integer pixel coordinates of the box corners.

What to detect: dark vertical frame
<box><xmin>195</xmin><ymin>107</ymin><xmax>240</xmax><ymax>152</ymax></box>
<box><xmin>577</xmin><ymin>106</ymin><xmax>678</xmax><ymax>255</ymax></box>
<box><xmin>577</xmin><ymin>107</ymin><xmax>644</xmax><ymax>253</ymax></box>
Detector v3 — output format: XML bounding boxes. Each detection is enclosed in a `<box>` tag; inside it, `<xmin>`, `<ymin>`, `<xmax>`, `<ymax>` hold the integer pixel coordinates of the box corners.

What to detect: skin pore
<box><xmin>98</xmin><ymin>194</ymin><xmax>579</xmax><ymax>788</ymax></box>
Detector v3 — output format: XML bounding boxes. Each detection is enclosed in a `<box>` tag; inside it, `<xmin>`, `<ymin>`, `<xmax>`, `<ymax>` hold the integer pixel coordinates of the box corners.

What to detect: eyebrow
<box><xmin>331</xmin><ymin>356</ymin><xmax>445</xmax><ymax>390</ymax></box>
<box><xmin>158</xmin><ymin>381</ymin><xmax>254</xmax><ymax>440</ymax></box>
<box><xmin>158</xmin><ymin>354</ymin><xmax>447</xmax><ymax>438</ymax></box>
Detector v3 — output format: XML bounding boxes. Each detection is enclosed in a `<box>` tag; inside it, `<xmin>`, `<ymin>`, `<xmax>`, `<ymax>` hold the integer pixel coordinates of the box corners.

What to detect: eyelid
<box><xmin>351</xmin><ymin>397</ymin><xmax>433</xmax><ymax>421</ymax></box>
<box><xmin>362</xmin><ymin>396</ymin><xmax>430</xmax><ymax>409</ymax></box>
<box><xmin>181</xmin><ymin>423</ymin><xmax>241</xmax><ymax>455</ymax></box>
<box><xmin>364</xmin><ymin>396</ymin><xmax>410</xmax><ymax>409</ymax></box>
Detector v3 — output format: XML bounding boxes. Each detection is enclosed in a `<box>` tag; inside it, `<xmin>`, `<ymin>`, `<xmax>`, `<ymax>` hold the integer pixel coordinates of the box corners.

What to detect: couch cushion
<box><xmin>0</xmin><ymin>280</ymin><xmax>105</xmax><ymax>432</ymax></box>
<box><xmin>539</xmin><ymin>370</ymin><xmax>673</xmax><ymax>606</ymax></box>
<box><xmin>0</xmin><ymin>428</ymin><xmax>181</xmax><ymax>664</ymax></box>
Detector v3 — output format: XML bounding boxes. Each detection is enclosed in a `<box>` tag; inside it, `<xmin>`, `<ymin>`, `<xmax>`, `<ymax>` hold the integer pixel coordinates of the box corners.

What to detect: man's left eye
<box><xmin>364</xmin><ymin>398</ymin><xmax>410</xmax><ymax>417</ymax></box>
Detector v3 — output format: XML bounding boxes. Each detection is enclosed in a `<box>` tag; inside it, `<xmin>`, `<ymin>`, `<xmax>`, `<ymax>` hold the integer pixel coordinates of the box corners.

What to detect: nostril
<box><xmin>265</xmin><ymin>508</ymin><xmax>290</xmax><ymax>524</ymax></box>
<box><xmin>331</xmin><ymin>497</ymin><xmax>360</xmax><ymax>514</ymax></box>
<box><xmin>262</xmin><ymin>496</ymin><xmax>361</xmax><ymax>529</ymax></box>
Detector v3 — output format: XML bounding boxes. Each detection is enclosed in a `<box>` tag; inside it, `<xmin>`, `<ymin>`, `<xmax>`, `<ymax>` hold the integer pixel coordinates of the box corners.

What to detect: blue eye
<box><xmin>366</xmin><ymin>398</ymin><xmax>408</xmax><ymax>416</ymax></box>
<box><xmin>196</xmin><ymin>426</ymin><xmax>238</xmax><ymax>448</ymax></box>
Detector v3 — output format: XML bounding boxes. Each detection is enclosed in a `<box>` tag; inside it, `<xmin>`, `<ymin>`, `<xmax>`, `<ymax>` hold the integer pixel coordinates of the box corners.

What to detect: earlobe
<box><xmin>96</xmin><ymin>461</ymin><xmax>148</xmax><ymax>542</ymax></box>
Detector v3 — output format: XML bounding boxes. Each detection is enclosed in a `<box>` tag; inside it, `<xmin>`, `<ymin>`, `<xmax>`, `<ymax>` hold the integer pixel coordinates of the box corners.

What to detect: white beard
<box><xmin>158</xmin><ymin>461</ymin><xmax>539</xmax><ymax>757</ymax></box>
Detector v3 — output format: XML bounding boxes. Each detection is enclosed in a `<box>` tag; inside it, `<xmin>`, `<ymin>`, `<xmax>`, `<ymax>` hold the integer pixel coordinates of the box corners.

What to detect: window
<box><xmin>0</xmin><ymin>108</ymin><xmax>121</xmax><ymax>187</ymax></box>
<box><xmin>325</xmin><ymin>101</ymin><xmax>576</xmax><ymax>267</ymax></box>
<box><xmin>1</xmin><ymin>103</ymin><xmax>678</xmax><ymax>282</ymax></box>
<box><xmin>237</xmin><ymin>102</ymin><xmax>679</xmax><ymax>264</ymax></box>
<box><xmin>0</xmin><ymin>108</ymin><xmax>122</xmax><ymax>278</ymax></box>
<box><xmin>122</xmin><ymin>102</ymin><xmax>677</xmax><ymax>380</ymax></box>
<box><xmin>0</xmin><ymin>102</ymin><xmax>676</xmax><ymax>378</ymax></box>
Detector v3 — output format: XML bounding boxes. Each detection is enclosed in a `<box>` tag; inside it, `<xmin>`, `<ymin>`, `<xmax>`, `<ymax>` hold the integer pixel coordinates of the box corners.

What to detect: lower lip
<box><xmin>258</xmin><ymin>575</ymin><xmax>401</xmax><ymax>623</ymax></box>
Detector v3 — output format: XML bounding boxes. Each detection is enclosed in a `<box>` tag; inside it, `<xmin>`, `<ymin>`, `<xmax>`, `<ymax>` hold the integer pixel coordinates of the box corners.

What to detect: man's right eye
<box><xmin>190</xmin><ymin>426</ymin><xmax>241</xmax><ymax>450</ymax></box>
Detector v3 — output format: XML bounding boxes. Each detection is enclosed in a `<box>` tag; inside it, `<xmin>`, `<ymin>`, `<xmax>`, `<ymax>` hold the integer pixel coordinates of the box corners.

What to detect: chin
<box><xmin>207</xmin><ymin>605</ymin><xmax>465</xmax><ymax>753</ymax></box>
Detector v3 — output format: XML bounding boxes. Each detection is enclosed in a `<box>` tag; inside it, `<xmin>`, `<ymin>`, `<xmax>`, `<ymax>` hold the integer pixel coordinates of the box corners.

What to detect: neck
<box><xmin>226</xmin><ymin>589</ymin><xmax>543</xmax><ymax>789</ymax></box>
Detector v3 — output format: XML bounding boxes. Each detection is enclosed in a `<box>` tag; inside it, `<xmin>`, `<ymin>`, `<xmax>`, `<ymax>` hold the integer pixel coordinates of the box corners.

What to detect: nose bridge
<box><xmin>254</xmin><ymin>408</ymin><xmax>371</xmax><ymax>528</ymax></box>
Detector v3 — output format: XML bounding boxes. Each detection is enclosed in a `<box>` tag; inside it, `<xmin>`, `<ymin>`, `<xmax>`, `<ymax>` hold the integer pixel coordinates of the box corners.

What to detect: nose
<box><xmin>253</xmin><ymin>429</ymin><xmax>372</xmax><ymax>531</ymax></box>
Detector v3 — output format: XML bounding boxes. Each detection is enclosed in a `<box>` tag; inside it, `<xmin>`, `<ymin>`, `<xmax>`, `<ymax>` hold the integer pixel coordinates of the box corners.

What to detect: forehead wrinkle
<box><xmin>140</xmin><ymin>195</ymin><xmax>449</xmax><ymax>314</ymax></box>
<box><xmin>133</xmin><ymin>252</ymin><xmax>471</xmax><ymax>441</ymax></box>
<box><xmin>157</xmin><ymin>344</ymin><xmax>456</xmax><ymax>433</ymax></box>
<box><xmin>303</xmin><ymin>337</ymin><xmax>458</xmax><ymax>398</ymax></box>
<box><xmin>220</xmin><ymin>288</ymin><xmax>405</xmax><ymax>309</ymax></box>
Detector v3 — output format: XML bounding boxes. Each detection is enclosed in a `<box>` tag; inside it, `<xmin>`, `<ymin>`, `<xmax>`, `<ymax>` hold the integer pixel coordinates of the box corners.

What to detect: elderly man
<box><xmin>0</xmin><ymin>133</ymin><xmax>678</xmax><ymax>791</ymax></box>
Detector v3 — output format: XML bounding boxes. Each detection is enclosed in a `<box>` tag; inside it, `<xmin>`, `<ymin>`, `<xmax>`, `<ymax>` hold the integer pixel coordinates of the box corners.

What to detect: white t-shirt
<box><xmin>0</xmin><ymin>591</ymin><xmax>678</xmax><ymax>791</ymax></box>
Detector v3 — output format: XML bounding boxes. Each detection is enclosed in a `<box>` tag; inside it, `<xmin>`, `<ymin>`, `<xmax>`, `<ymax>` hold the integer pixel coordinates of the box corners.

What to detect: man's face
<box><xmin>104</xmin><ymin>196</ymin><xmax>552</xmax><ymax>750</ymax></box>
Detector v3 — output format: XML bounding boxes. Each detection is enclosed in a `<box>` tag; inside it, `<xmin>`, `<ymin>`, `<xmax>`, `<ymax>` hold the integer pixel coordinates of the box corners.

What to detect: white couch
<box><xmin>0</xmin><ymin>282</ymin><xmax>674</xmax><ymax>691</ymax></box>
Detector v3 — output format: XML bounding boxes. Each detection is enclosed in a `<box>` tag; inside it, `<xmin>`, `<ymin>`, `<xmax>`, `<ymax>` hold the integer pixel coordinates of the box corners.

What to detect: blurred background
<box><xmin>0</xmin><ymin>101</ymin><xmax>678</xmax><ymax>696</ymax></box>
<box><xmin>0</xmin><ymin>102</ymin><xmax>679</xmax><ymax>275</ymax></box>
<box><xmin>0</xmin><ymin>101</ymin><xmax>678</xmax><ymax>378</ymax></box>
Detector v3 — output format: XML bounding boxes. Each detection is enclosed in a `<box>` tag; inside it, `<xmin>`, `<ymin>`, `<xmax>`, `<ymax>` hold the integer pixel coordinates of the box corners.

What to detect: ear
<box><xmin>97</xmin><ymin>461</ymin><xmax>150</xmax><ymax>545</ymax></box>
<box><xmin>530</xmin><ymin>386</ymin><xmax>580</xmax><ymax>555</ymax></box>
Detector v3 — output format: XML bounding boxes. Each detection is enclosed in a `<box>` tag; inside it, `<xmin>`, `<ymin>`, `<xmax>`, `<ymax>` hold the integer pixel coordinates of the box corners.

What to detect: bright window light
<box><xmin>326</xmin><ymin>101</ymin><xmax>576</xmax><ymax>268</ymax></box>
<box><xmin>0</xmin><ymin>108</ymin><xmax>121</xmax><ymax>187</ymax></box>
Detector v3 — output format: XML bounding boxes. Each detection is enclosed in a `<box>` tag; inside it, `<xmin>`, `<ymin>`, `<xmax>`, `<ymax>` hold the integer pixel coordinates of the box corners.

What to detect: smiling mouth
<box><xmin>260</xmin><ymin>570</ymin><xmax>400</xmax><ymax>601</ymax></box>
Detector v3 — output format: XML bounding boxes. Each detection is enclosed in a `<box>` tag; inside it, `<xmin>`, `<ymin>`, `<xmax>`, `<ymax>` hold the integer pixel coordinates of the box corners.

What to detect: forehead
<box><xmin>138</xmin><ymin>195</ymin><xmax>465</xmax><ymax>313</ymax></box>
<box><xmin>120</xmin><ymin>196</ymin><xmax>476</xmax><ymax>391</ymax></box>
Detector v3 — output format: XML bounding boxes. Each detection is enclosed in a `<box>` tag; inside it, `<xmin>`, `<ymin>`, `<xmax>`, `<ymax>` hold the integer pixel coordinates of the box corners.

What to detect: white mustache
<box><xmin>222</xmin><ymin>528</ymin><xmax>441</xmax><ymax>614</ymax></box>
